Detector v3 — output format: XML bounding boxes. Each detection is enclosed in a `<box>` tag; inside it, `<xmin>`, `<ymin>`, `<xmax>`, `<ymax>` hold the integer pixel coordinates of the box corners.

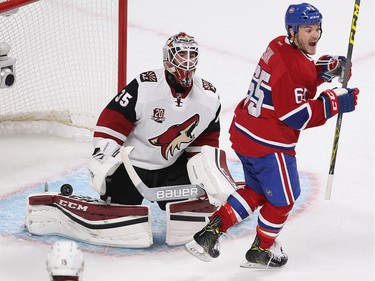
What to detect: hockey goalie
<box><xmin>25</xmin><ymin>145</ymin><xmax>239</xmax><ymax>248</ymax></box>
<box><xmin>26</xmin><ymin>33</ymin><xmax>240</xmax><ymax>248</ymax></box>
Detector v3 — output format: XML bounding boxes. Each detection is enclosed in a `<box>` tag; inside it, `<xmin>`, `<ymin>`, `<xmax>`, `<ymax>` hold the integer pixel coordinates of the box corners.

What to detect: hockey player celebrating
<box><xmin>186</xmin><ymin>3</ymin><xmax>360</xmax><ymax>268</ymax></box>
<box><xmin>46</xmin><ymin>240</ymin><xmax>84</xmax><ymax>281</ymax></box>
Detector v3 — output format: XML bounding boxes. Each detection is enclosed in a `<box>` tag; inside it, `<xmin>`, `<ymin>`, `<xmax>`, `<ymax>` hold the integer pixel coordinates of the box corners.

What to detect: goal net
<box><xmin>0</xmin><ymin>0</ymin><xmax>127</xmax><ymax>130</ymax></box>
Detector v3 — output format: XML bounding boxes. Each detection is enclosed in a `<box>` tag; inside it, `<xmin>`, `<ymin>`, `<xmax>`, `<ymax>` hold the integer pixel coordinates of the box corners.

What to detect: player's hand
<box><xmin>319</xmin><ymin>87</ymin><xmax>359</xmax><ymax>119</ymax></box>
<box><xmin>315</xmin><ymin>55</ymin><xmax>351</xmax><ymax>83</ymax></box>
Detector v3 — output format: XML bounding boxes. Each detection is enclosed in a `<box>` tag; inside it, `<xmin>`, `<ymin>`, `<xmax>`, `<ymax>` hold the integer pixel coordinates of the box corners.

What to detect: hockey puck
<box><xmin>60</xmin><ymin>184</ymin><xmax>73</xmax><ymax>196</ymax></box>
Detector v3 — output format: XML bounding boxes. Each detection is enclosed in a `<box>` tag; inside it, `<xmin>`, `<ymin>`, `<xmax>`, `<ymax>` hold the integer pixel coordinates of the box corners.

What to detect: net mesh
<box><xmin>0</xmin><ymin>0</ymin><xmax>120</xmax><ymax>129</ymax></box>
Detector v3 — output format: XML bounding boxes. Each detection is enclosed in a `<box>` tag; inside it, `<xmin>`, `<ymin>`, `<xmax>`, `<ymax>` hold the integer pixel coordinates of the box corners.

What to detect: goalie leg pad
<box><xmin>187</xmin><ymin>145</ymin><xmax>238</xmax><ymax>206</ymax></box>
<box><xmin>165</xmin><ymin>199</ymin><xmax>218</xmax><ymax>246</ymax></box>
<box><xmin>25</xmin><ymin>193</ymin><xmax>153</xmax><ymax>248</ymax></box>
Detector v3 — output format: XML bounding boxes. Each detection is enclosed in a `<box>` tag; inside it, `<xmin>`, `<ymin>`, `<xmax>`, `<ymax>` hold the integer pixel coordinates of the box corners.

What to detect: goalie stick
<box><xmin>325</xmin><ymin>0</ymin><xmax>361</xmax><ymax>200</ymax></box>
<box><xmin>119</xmin><ymin>146</ymin><xmax>206</xmax><ymax>202</ymax></box>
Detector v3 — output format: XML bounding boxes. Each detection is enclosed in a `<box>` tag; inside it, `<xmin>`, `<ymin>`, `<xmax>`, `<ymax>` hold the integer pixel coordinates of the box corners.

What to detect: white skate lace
<box><xmin>269</xmin><ymin>251</ymin><xmax>282</xmax><ymax>262</ymax></box>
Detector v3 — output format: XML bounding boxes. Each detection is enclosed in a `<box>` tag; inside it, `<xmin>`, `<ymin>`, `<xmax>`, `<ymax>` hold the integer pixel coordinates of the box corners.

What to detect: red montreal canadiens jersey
<box><xmin>94</xmin><ymin>68</ymin><xmax>220</xmax><ymax>170</ymax></box>
<box><xmin>230</xmin><ymin>36</ymin><xmax>327</xmax><ymax>157</ymax></box>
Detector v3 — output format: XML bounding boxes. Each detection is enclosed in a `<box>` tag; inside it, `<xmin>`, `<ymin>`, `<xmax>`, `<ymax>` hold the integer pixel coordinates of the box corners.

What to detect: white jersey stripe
<box><xmin>258</xmin><ymin>211</ymin><xmax>285</xmax><ymax>229</ymax></box>
<box><xmin>275</xmin><ymin>153</ymin><xmax>295</xmax><ymax>205</ymax></box>
<box><xmin>234</xmin><ymin>121</ymin><xmax>297</xmax><ymax>148</ymax></box>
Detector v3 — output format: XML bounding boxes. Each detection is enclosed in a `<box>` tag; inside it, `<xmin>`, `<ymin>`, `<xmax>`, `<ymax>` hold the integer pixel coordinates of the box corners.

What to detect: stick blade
<box><xmin>325</xmin><ymin>174</ymin><xmax>334</xmax><ymax>200</ymax></box>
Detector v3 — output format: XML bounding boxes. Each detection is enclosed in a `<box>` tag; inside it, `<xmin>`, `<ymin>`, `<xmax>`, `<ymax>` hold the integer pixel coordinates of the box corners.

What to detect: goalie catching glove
<box><xmin>319</xmin><ymin>87</ymin><xmax>359</xmax><ymax>119</ymax></box>
<box><xmin>315</xmin><ymin>55</ymin><xmax>351</xmax><ymax>83</ymax></box>
<box><xmin>88</xmin><ymin>139</ymin><xmax>122</xmax><ymax>195</ymax></box>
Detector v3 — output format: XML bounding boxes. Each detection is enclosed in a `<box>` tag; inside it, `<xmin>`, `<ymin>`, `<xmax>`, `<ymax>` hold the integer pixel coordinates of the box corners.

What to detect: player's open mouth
<box><xmin>309</xmin><ymin>41</ymin><xmax>317</xmax><ymax>47</ymax></box>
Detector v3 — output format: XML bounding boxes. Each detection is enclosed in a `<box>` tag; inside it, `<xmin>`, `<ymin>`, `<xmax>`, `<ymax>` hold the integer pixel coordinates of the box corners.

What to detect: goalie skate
<box><xmin>184</xmin><ymin>240</ymin><xmax>213</xmax><ymax>262</ymax></box>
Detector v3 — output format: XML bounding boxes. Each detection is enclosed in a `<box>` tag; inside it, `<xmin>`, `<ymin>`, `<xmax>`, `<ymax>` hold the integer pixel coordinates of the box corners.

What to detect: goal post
<box><xmin>0</xmin><ymin>0</ymin><xmax>127</xmax><ymax>130</ymax></box>
<box><xmin>0</xmin><ymin>0</ymin><xmax>39</xmax><ymax>14</ymax></box>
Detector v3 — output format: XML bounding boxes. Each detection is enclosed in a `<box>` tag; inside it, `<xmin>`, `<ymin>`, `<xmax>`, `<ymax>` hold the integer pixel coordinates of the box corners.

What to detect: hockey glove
<box><xmin>315</xmin><ymin>55</ymin><xmax>351</xmax><ymax>83</ymax></box>
<box><xmin>319</xmin><ymin>87</ymin><xmax>359</xmax><ymax>119</ymax></box>
<box><xmin>88</xmin><ymin>139</ymin><xmax>122</xmax><ymax>195</ymax></box>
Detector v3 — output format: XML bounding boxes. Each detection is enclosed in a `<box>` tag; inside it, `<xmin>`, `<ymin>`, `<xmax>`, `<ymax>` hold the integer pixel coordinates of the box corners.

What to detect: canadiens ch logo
<box><xmin>151</xmin><ymin>108</ymin><xmax>166</xmax><ymax>123</ymax></box>
<box><xmin>149</xmin><ymin>114</ymin><xmax>200</xmax><ymax>160</ymax></box>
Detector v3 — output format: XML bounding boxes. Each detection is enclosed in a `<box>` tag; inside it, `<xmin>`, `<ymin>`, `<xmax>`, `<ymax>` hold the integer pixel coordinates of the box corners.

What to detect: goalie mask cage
<box><xmin>0</xmin><ymin>0</ymin><xmax>127</xmax><ymax>130</ymax></box>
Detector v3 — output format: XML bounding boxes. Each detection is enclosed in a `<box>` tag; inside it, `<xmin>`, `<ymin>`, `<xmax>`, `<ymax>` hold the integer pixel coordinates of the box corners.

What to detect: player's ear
<box><xmin>288</xmin><ymin>27</ymin><xmax>295</xmax><ymax>38</ymax></box>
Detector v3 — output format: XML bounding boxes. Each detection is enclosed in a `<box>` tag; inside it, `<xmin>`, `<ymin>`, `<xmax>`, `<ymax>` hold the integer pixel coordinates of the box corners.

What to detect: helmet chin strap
<box><xmin>288</xmin><ymin>36</ymin><xmax>299</xmax><ymax>49</ymax></box>
<box><xmin>287</xmin><ymin>36</ymin><xmax>311</xmax><ymax>57</ymax></box>
<box><xmin>287</xmin><ymin>28</ymin><xmax>301</xmax><ymax>51</ymax></box>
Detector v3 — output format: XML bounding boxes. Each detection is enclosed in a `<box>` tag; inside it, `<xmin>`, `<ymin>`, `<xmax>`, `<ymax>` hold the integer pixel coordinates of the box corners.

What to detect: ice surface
<box><xmin>0</xmin><ymin>0</ymin><xmax>373</xmax><ymax>280</ymax></box>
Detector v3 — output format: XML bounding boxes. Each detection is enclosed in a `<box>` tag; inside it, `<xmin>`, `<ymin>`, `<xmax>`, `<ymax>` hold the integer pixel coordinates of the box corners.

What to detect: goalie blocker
<box><xmin>25</xmin><ymin>146</ymin><xmax>240</xmax><ymax>247</ymax></box>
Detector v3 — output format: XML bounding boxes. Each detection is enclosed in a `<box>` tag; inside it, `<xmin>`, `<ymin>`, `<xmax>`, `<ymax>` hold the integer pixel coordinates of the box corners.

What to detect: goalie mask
<box><xmin>163</xmin><ymin>32</ymin><xmax>199</xmax><ymax>87</ymax></box>
<box><xmin>46</xmin><ymin>240</ymin><xmax>84</xmax><ymax>281</ymax></box>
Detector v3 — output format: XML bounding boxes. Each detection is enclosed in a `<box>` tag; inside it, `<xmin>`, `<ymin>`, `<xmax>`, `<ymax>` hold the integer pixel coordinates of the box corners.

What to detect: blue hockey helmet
<box><xmin>285</xmin><ymin>3</ymin><xmax>323</xmax><ymax>36</ymax></box>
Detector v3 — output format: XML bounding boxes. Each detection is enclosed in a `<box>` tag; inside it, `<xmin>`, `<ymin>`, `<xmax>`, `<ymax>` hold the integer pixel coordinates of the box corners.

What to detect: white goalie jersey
<box><xmin>93</xmin><ymin>68</ymin><xmax>221</xmax><ymax>170</ymax></box>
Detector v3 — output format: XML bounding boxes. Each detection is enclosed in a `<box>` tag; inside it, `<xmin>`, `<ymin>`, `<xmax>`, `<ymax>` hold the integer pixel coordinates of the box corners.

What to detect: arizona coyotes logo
<box><xmin>149</xmin><ymin>114</ymin><xmax>200</xmax><ymax>160</ymax></box>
